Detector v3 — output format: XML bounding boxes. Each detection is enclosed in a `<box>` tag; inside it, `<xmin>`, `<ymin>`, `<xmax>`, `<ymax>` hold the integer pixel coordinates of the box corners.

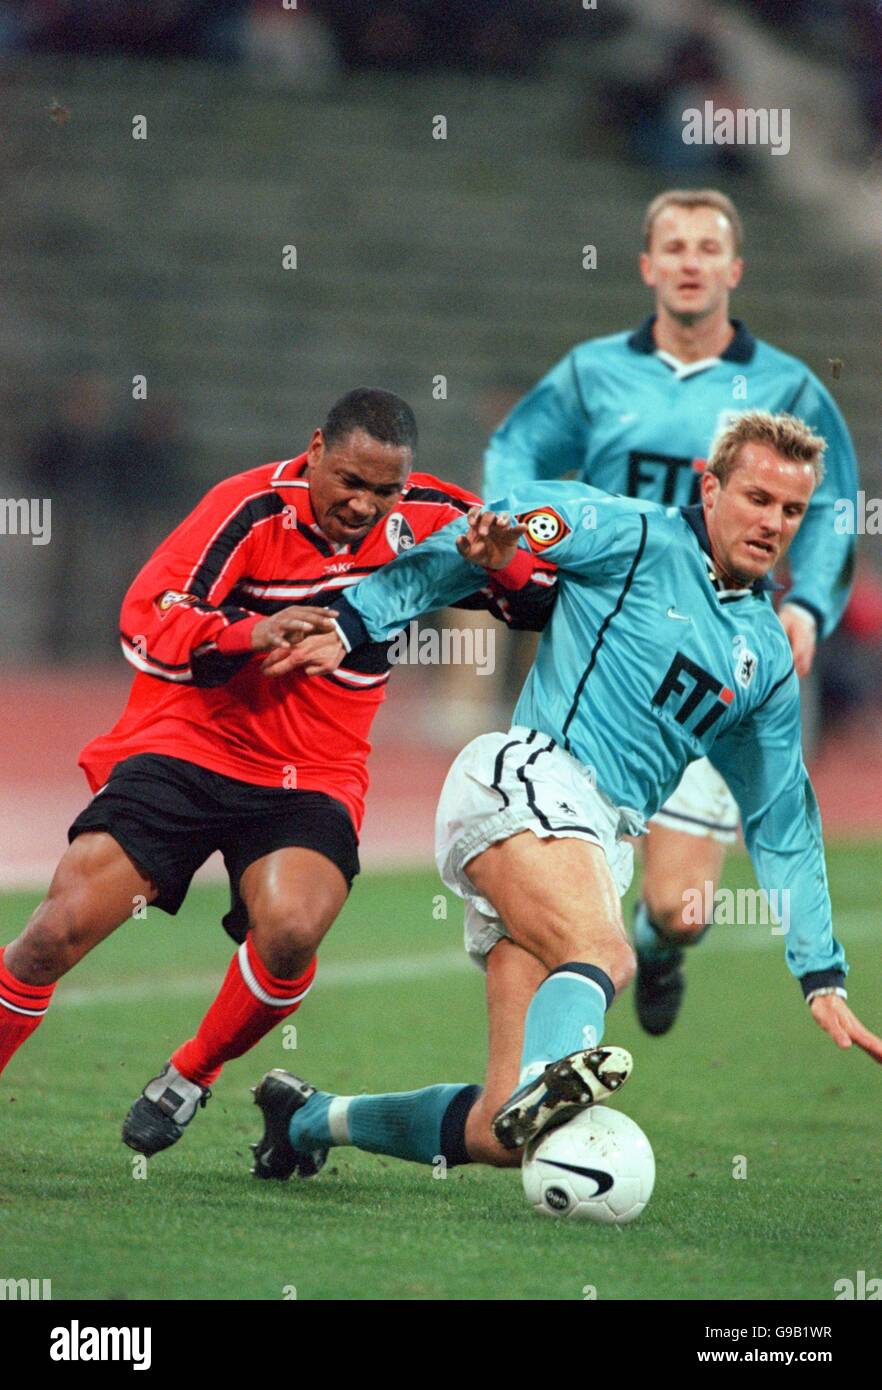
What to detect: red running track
<box><xmin>1</xmin><ymin>670</ymin><xmax>881</xmax><ymax>889</ymax></box>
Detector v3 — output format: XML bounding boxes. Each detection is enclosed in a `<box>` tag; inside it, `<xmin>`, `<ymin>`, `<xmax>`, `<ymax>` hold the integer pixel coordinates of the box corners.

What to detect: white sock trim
<box><xmin>0</xmin><ymin>997</ymin><xmax>48</xmax><ymax>1017</ymax></box>
<box><xmin>327</xmin><ymin>1095</ymin><xmax>354</xmax><ymax>1145</ymax></box>
<box><xmin>236</xmin><ymin>942</ymin><xmax>315</xmax><ymax>1008</ymax></box>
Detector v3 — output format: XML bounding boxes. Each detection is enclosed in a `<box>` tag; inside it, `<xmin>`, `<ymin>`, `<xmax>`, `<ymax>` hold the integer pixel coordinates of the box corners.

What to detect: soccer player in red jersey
<box><xmin>0</xmin><ymin>388</ymin><xmax>554</xmax><ymax>1156</ymax></box>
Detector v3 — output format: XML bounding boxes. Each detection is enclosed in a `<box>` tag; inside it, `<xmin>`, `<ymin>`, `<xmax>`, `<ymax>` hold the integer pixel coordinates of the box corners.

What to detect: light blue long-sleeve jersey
<box><xmin>483</xmin><ymin>319</ymin><xmax>858</xmax><ymax>637</ymax></box>
<box><xmin>335</xmin><ymin>482</ymin><xmax>846</xmax><ymax>988</ymax></box>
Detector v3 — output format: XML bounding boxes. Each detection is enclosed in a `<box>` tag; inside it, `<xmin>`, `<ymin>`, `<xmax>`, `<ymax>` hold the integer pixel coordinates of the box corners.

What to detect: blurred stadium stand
<box><xmin>1</xmin><ymin>4</ymin><xmax>880</xmax><ymax>880</ymax></box>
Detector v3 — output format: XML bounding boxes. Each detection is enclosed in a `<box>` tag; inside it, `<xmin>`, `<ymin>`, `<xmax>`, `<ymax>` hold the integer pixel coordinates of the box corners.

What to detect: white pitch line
<box><xmin>50</xmin><ymin>912</ymin><xmax>877</xmax><ymax>1010</ymax></box>
<box><xmin>54</xmin><ymin>949</ymin><xmax>471</xmax><ymax>1009</ymax></box>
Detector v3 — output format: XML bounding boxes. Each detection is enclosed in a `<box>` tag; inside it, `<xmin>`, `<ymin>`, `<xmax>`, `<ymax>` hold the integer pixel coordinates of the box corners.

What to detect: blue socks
<box><xmin>288</xmin><ymin>964</ymin><xmax>618</xmax><ymax>1162</ymax></box>
<box><xmin>290</xmin><ymin>1082</ymin><xmax>481</xmax><ymax>1167</ymax></box>
<box><xmin>518</xmin><ymin>962</ymin><xmax>614</xmax><ymax>1085</ymax></box>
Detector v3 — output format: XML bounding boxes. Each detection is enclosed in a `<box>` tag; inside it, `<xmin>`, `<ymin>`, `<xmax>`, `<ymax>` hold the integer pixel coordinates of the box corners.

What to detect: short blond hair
<box><xmin>707</xmin><ymin>410</ymin><xmax>826</xmax><ymax>487</ymax></box>
<box><xmin>643</xmin><ymin>189</ymin><xmax>743</xmax><ymax>254</ymax></box>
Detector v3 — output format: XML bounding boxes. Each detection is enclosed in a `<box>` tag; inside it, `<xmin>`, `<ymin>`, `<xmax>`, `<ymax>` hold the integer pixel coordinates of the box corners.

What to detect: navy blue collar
<box><xmin>680</xmin><ymin>503</ymin><xmax>779</xmax><ymax>594</ymax></box>
<box><xmin>627</xmin><ymin>315</ymin><xmax>756</xmax><ymax>364</ymax></box>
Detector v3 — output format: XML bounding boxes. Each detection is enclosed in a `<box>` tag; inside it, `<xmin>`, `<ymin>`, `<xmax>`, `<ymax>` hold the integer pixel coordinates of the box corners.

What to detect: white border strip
<box><xmin>120</xmin><ymin>639</ymin><xmax>192</xmax><ymax>683</ymax></box>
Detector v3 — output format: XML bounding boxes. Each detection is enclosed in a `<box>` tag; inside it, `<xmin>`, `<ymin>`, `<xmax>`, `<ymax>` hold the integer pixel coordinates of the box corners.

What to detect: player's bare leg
<box><xmin>0</xmin><ymin>833</ymin><xmax>158</xmax><ymax>1076</ymax></box>
<box><xmin>464</xmin><ymin>832</ymin><xmax>634</xmax><ymax>1150</ymax></box>
<box><xmin>249</xmin><ymin>866</ymin><xmax>629</xmax><ymax>1177</ymax></box>
<box><xmin>463</xmin><ymin>938</ymin><xmax>545</xmax><ymax>1167</ymax></box>
<box><xmin>250</xmin><ymin>935</ymin><xmax>542</xmax><ymax>1178</ymax></box>
<box><xmin>466</xmin><ymin>832</ymin><xmax>634</xmax><ymax>977</ymax></box>
<box><xmin>239</xmin><ymin>846</ymin><xmax>349</xmax><ymax>979</ymax></box>
<box><xmin>635</xmin><ymin>825</ymin><xmax>725</xmax><ymax>1035</ymax></box>
<box><xmin>123</xmin><ymin>847</ymin><xmax>348</xmax><ymax>1156</ymax></box>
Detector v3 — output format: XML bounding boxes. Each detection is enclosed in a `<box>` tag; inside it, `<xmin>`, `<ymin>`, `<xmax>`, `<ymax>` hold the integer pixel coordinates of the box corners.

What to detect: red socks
<box><xmin>0</xmin><ymin>937</ymin><xmax>316</xmax><ymax>1087</ymax></box>
<box><xmin>0</xmin><ymin>946</ymin><xmax>56</xmax><ymax>1076</ymax></box>
<box><xmin>172</xmin><ymin>935</ymin><xmax>317</xmax><ymax>1087</ymax></box>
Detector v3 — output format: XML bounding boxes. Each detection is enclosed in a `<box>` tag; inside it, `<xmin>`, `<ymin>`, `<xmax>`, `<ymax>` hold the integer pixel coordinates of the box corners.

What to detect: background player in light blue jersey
<box><xmin>247</xmin><ymin>412</ymin><xmax>880</xmax><ymax>1181</ymax></box>
<box><xmin>484</xmin><ymin>188</ymin><xmax>859</xmax><ymax>1039</ymax></box>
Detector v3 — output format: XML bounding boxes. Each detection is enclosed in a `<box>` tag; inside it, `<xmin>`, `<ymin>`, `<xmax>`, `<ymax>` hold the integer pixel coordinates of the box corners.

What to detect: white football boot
<box><xmin>491</xmin><ymin>1046</ymin><xmax>632</xmax><ymax>1152</ymax></box>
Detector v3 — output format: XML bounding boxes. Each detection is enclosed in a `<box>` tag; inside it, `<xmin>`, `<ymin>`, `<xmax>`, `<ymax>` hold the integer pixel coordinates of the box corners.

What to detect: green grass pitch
<box><xmin>2</xmin><ymin>843</ymin><xmax>880</xmax><ymax>1301</ymax></box>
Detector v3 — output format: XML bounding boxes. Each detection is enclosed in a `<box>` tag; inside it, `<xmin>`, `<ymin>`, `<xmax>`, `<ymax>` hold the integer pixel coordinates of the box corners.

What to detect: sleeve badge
<box><xmin>517</xmin><ymin>507</ymin><xmax>571</xmax><ymax>552</ymax></box>
<box><xmin>385</xmin><ymin>512</ymin><xmax>416</xmax><ymax>554</ymax></box>
<box><xmin>156</xmin><ymin>589</ymin><xmax>198</xmax><ymax>615</ymax></box>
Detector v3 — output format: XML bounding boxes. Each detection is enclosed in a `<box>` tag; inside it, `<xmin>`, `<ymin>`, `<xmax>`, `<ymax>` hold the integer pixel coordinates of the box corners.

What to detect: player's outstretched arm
<box><xmin>263</xmin><ymin>509</ymin><xmax>538</xmax><ymax>678</ymax></box>
<box><xmin>709</xmin><ymin>671</ymin><xmax>867</xmax><ymax>1056</ymax></box>
<box><xmin>809</xmin><ymin>994</ymin><xmax>882</xmax><ymax>1062</ymax></box>
<box><xmin>328</xmin><ymin>514</ymin><xmax>510</xmax><ymax>652</ymax></box>
<box><xmin>320</xmin><ymin>482</ymin><xmax>635</xmax><ymax>666</ymax></box>
<box><xmin>266</xmin><ymin>510</ymin><xmax>525</xmax><ymax>678</ymax></box>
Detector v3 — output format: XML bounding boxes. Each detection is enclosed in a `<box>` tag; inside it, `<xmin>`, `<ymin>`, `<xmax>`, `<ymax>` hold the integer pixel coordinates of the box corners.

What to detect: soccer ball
<box><xmin>521</xmin><ymin>1106</ymin><xmax>655</xmax><ymax>1225</ymax></box>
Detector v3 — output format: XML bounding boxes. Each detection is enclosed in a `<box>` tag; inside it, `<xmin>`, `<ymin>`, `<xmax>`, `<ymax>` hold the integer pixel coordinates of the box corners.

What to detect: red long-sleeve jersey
<box><xmin>79</xmin><ymin>454</ymin><xmax>557</xmax><ymax>833</ymax></box>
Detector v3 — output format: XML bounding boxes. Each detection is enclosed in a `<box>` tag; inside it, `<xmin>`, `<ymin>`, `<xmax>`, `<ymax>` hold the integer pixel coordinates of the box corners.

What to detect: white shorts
<box><xmin>434</xmin><ymin>727</ymin><xmax>647</xmax><ymax>971</ymax></box>
<box><xmin>651</xmin><ymin>757</ymin><xmax>738</xmax><ymax>844</ymax></box>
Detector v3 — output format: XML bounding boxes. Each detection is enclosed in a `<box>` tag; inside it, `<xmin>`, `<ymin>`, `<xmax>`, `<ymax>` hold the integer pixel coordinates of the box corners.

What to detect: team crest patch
<box><xmin>385</xmin><ymin>512</ymin><xmax>415</xmax><ymax>554</ymax></box>
<box><xmin>732</xmin><ymin>635</ymin><xmax>758</xmax><ymax>689</ymax></box>
<box><xmin>156</xmin><ymin>589</ymin><xmax>197</xmax><ymax>615</ymax></box>
<box><xmin>517</xmin><ymin>507</ymin><xmax>571</xmax><ymax>552</ymax></box>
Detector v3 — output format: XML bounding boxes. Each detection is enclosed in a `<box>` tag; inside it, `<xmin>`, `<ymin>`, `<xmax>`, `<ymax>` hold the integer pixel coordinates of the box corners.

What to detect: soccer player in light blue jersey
<box><xmin>484</xmin><ymin>188</ymin><xmax>859</xmax><ymax>1038</ymax></box>
<box><xmin>247</xmin><ymin>411</ymin><xmax>880</xmax><ymax>1181</ymax></box>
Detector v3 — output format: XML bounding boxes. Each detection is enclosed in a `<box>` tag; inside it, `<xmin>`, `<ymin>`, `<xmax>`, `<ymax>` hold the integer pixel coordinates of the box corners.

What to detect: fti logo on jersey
<box><xmin>653</xmin><ymin>652</ymin><xmax>734</xmax><ymax>738</ymax></box>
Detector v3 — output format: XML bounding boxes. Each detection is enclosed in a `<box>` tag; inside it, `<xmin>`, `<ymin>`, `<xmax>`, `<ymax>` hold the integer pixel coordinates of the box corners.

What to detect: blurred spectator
<box><xmin>817</xmin><ymin>559</ymin><xmax>882</xmax><ymax>738</ymax></box>
<box><xmin>722</xmin><ymin>0</ymin><xmax>881</xmax><ymax>148</ymax></box>
<box><xmin>16</xmin><ymin>0</ymin><xmax>250</xmax><ymax>62</ymax></box>
<box><xmin>595</xmin><ymin>20</ymin><xmax>749</xmax><ymax>172</ymax></box>
<box><xmin>0</xmin><ymin>1</ymin><xmax>30</xmax><ymax>54</ymax></box>
<box><xmin>738</xmin><ymin>0</ymin><xmax>821</xmax><ymax>28</ymax></box>
<box><xmin>245</xmin><ymin>0</ymin><xmax>338</xmax><ymax>88</ymax></box>
<box><xmin>13</xmin><ymin>0</ymin><xmax>575</xmax><ymax>73</ymax></box>
<box><xmin>22</xmin><ymin>374</ymin><xmax>192</xmax><ymax>661</ymax></box>
<box><xmin>846</xmin><ymin>0</ymin><xmax>882</xmax><ymax>147</ymax></box>
<box><xmin>312</xmin><ymin>0</ymin><xmax>575</xmax><ymax>75</ymax></box>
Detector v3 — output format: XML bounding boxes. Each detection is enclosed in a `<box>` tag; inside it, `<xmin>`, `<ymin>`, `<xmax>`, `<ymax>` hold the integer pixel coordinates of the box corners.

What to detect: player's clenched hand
<box><xmin>251</xmin><ymin>604</ymin><xmax>338</xmax><ymax>653</ymax></box>
<box><xmin>456</xmin><ymin>506</ymin><xmax>527</xmax><ymax>571</ymax></box>
<box><xmin>779</xmin><ymin>604</ymin><xmax>817</xmax><ymax>678</ymax></box>
<box><xmin>809</xmin><ymin>994</ymin><xmax>882</xmax><ymax>1063</ymax></box>
<box><xmin>261</xmin><ymin>631</ymin><xmax>346</xmax><ymax>678</ymax></box>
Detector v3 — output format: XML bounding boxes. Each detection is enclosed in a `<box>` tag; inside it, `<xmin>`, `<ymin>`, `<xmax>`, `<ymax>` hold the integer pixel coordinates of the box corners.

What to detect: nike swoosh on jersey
<box><xmin>666</xmin><ymin>607</ymin><xmax>692</xmax><ymax>622</ymax></box>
